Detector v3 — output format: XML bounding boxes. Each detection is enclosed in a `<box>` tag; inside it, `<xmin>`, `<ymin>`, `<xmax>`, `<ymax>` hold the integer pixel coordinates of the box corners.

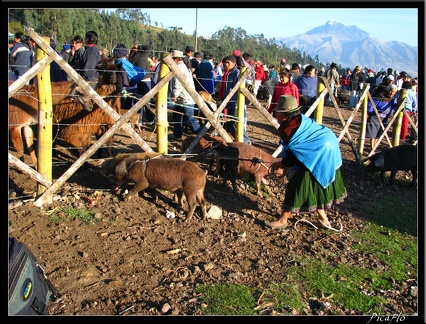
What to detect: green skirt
<box><xmin>282</xmin><ymin>166</ymin><xmax>347</xmax><ymax>213</ymax></box>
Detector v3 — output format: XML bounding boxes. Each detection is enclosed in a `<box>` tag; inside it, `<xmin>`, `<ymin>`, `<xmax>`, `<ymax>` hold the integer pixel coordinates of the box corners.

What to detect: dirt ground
<box><xmin>8</xmin><ymin>98</ymin><xmax>418</xmax><ymax>316</ymax></box>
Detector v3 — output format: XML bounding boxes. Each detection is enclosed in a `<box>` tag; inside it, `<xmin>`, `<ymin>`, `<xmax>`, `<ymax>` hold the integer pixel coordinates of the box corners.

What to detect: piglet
<box><xmin>213</xmin><ymin>142</ymin><xmax>279</xmax><ymax>197</ymax></box>
<box><xmin>364</xmin><ymin>144</ymin><xmax>417</xmax><ymax>186</ymax></box>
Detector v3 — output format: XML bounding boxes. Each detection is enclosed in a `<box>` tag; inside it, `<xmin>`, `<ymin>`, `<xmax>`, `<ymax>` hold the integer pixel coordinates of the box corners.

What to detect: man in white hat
<box><xmin>170</xmin><ymin>50</ymin><xmax>201</xmax><ymax>141</ymax></box>
<box><xmin>265</xmin><ymin>95</ymin><xmax>347</xmax><ymax>231</ymax></box>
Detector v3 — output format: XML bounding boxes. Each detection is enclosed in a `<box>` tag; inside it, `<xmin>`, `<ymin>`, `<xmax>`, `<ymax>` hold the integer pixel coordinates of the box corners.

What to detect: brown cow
<box><xmin>53</xmin><ymin>84</ymin><xmax>122</xmax><ymax>158</ymax></box>
<box><xmin>53</xmin><ymin>61</ymin><xmax>123</xmax><ymax>158</ymax></box>
<box><xmin>8</xmin><ymin>80</ymin><xmax>92</xmax><ymax>168</ymax></box>
<box><xmin>213</xmin><ymin>142</ymin><xmax>279</xmax><ymax>197</ymax></box>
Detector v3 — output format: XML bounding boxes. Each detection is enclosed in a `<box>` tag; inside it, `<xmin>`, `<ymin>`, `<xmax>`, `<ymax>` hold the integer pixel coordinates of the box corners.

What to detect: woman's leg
<box><xmin>316</xmin><ymin>209</ymin><xmax>331</xmax><ymax>227</ymax></box>
<box><xmin>268</xmin><ymin>210</ymin><xmax>291</xmax><ymax>227</ymax></box>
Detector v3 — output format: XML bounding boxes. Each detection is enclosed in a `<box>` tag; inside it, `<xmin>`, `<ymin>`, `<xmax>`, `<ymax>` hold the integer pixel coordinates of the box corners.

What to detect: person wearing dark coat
<box><xmin>60</xmin><ymin>44</ymin><xmax>72</xmax><ymax>64</ymax></box>
<box><xmin>9</xmin><ymin>32</ymin><xmax>33</xmax><ymax>81</ymax></box>
<box><xmin>130</xmin><ymin>44</ymin><xmax>155</xmax><ymax>124</ymax></box>
<box><xmin>348</xmin><ymin>66</ymin><xmax>365</xmax><ymax>108</ymax></box>
<box><xmin>80</xmin><ymin>30</ymin><xmax>101</xmax><ymax>82</ymax></box>
<box><xmin>49</xmin><ymin>38</ymin><xmax>68</xmax><ymax>82</ymax></box>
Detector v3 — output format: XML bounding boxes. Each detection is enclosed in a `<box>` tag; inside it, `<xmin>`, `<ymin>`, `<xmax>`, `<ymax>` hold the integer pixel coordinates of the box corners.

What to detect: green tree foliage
<box><xmin>8</xmin><ymin>8</ymin><xmax>325</xmax><ymax>68</ymax></box>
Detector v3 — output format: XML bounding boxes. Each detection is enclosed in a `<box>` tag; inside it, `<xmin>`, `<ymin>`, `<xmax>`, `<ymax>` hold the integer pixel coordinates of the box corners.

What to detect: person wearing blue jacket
<box><xmin>366</xmin><ymin>84</ymin><xmax>398</xmax><ymax>148</ymax></box>
<box><xmin>221</xmin><ymin>55</ymin><xmax>251</xmax><ymax>144</ymax></box>
<box><xmin>264</xmin><ymin>95</ymin><xmax>347</xmax><ymax>231</ymax></box>
<box><xmin>9</xmin><ymin>32</ymin><xmax>33</xmax><ymax>81</ymax></box>
<box><xmin>294</xmin><ymin>64</ymin><xmax>318</xmax><ymax>113</ymax></box>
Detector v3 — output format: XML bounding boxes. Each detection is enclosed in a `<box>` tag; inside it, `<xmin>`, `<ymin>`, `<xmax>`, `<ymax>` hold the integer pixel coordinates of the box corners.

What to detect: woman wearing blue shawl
<box><xmin>264</xmin><ymin>95</ymin><xmax>347</xmax><ymax>230</ymax></box>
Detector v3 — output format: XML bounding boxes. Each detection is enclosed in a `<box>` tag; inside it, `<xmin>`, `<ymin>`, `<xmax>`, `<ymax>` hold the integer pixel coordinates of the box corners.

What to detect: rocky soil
<box><xmin>8</xmin><ymin>100</ymin><xmax>418</xmax><ymax>316</ymax></box>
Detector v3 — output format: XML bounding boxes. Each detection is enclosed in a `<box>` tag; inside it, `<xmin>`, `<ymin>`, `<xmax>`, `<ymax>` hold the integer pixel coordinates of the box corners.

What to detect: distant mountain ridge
<box><xmin>276</xmin><ymin>20</ymin><xmax>418</xmax><ymax>77</ymax></box>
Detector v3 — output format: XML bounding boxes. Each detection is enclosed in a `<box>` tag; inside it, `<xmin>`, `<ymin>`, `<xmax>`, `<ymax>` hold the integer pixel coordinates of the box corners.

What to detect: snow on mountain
<box><xmin>276</xmin><ymin>20</ymin><xmax>418</xmax><ymax>77</ymax></box>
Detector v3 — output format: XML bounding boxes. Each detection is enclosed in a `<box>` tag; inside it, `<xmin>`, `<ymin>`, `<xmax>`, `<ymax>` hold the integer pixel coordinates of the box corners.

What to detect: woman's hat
<box><xmin>274</xmin><ymin>95</ymin><xmax>300</xmax><ymax>113</ymax></box>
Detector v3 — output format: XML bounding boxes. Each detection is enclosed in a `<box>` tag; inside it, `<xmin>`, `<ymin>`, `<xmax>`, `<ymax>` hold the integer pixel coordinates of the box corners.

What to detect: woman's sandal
<box><xmin>264</xmin><ymin>220</ymin><xmax>289</xmax><ymax>230</ymax></box>
<box><xmin>295</xmin><ymin>218</ymin><xmax>343</xmax><ymax>232</ymax></box>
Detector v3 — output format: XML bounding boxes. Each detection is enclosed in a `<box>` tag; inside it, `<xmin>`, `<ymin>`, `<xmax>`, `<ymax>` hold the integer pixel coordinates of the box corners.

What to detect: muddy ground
<box><xmin>8</xmin><ymin>98</ymin><xmax>418</xmax><ymax>316</ymax></box>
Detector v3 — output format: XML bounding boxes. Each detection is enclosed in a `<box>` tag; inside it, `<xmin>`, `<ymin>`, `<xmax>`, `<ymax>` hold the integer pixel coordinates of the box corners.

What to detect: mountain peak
<box><xmin>326</xmin><ymin>19</ymin><xmax>339</xmax><ymax>25</ymax></box>
<box><xmin>275</xmin><ymin>21</ymin><xmax>418</xmax><ymax>77</ymax></box>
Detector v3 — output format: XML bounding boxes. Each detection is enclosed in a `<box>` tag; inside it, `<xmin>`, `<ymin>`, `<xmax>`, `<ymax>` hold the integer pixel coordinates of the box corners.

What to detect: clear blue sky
<box><xmin>131</xmin><ymin>8</ymin><xmax>418</xmax><ymax>47</ymax></box>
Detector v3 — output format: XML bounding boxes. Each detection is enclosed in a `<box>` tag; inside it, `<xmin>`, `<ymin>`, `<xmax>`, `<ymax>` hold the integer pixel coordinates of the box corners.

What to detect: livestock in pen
<box><xmin>8</xmin><ymin>80</ymin><xmax>93</xmax><ymax>169</ymax></box>
<box><xmin>53</xmin><ymin>60</ymin><xmax>124</xmax><ymax>159</ymax></box>
<box><xmin>212</xmin><ymin>142</ymin><xmax>281</xmax><ymax>197</ymax></box>
<box><xmin>103</xmin><ymin>153</ymin><xmax>208</xmax><ymax>222</ymax></box>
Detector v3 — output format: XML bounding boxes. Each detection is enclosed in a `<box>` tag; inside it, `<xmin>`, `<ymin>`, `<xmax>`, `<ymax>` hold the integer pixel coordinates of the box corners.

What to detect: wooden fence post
<box><xmin>156</xmin><ymin>53</ymin><xmax>171</xmax><ymax>154</ymax></box>
<box><xmin>36</xmin><ymin>36</ymin><xmax>53</xmax><ymax>199</ymax></box>
<box><xmin>236</xmin><ymin>67</ymin><xmax>246</xmax><ymax>143</ymax></box>
<box><xmin>392</xmin><ymin>89</ymin><xmax>406</xmax><ymax>147</ymax></box>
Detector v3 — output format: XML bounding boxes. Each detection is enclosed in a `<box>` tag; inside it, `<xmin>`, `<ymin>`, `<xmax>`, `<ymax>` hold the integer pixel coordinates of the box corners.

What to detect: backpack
<box><xmin>8</xmin><ymin>237</ymin><xmax>60</xmax><ymax>315</ymax></box>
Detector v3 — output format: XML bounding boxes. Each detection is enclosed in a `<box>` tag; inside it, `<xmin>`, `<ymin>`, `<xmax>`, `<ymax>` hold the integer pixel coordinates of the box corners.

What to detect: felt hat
<box><xmin>171</xmin><ymin>50</ymin><xmax>185</xmax><ymax>58</ymax></box>
<box><xmin>274</xmin><ymin>95</ymin><xmax>300</xmax><ymax>114</ymax></box>
<box><xmin>185</xmin><ymin>46</ymin><xmax>195</xmax><ymax>52</ymax></box>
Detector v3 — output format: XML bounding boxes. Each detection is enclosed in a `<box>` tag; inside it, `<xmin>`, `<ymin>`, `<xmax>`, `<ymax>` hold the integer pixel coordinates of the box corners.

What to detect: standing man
<box><xmin>195</xmin><ymin>52</ymin><xmax>215</xmax><ymax>94</ymax></box>
<box><xmin>349</xmin><ymin>66</ymin><xmax>364</xmax><ymax>109</ymax></box>
<box><xmin>80</xmin><ymin>30</ymin><xmax>101</xmax><ymax>82</ymax></box>
<box><xmin>183</xmin><ymin>45</ymin><xmax>194</xmax><ymax>71</ymax></box>
<box><xmin>221</xmin><ymin>55</ymin><xmax>251</xmax><ymax>144</ymax></box>
<box><xmin>325</xmin><ymin>62</ymin><xmax>340</xmax><ymax>106</ymax></box>
<box><xmin>170</xmin><ymin>50</ymin><xmax>201</xmax><ymax>141</ymax></box>
<box><xmin>9</xmin><ymin>32</ymin><xmax>33</xmax><ymax>81</ymax></box>
<box><xmin>60</xmin><ymin>44</ymin><xmax>72</xmax><ymax>63</ymax></box>
<box><xmin>69</xmin><ymin>35</ymin><xmax>85</xmax><ymax>75</ymax></box>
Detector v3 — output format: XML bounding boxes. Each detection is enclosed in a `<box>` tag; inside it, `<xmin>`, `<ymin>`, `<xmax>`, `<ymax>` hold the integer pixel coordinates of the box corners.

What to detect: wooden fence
<box><xmin>8</xmin><ymin>28</ymin><xmax>417</xmax><ymax>207</ymax></box>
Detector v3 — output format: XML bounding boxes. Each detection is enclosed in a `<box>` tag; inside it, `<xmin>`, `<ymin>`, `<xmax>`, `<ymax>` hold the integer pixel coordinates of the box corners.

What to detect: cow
<box><xmin>8</xmin><ymin>80</ymin><xmax>92</xmax><ymax>169</ymax></box>
<box><xmin>53</xmin><ymin>60</ymin><xmax>123</xmax><ymax>158</ymax></box>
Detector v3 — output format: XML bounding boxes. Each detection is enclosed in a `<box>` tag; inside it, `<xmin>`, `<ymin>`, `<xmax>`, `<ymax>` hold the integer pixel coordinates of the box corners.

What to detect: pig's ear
<box><xmin>374</xmin><ymin>155</ymin><xmax>384</xmax><ymax>168</ymax></box>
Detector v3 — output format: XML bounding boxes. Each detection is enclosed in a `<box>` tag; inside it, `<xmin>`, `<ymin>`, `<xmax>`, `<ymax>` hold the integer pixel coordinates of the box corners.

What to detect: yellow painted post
<box><xmin>392</xmin><ymin>89</ymin><xmax>406</xmax><ymax>147</ymax></box>
<box><xmin>236</xmin><ymin>67</ymin><xmax>246</xmax><ymax>143</ymax></box>
<box><xmin>36</xmin><ymin>37</ymin><xmax>52</xmax><ymax>198</ymax></box>
<box><xmin>156</xmin><ymin>53</ymin><xmax>170</xmax><ymax>154</ymax></box>
<box><xmin>358</xmin><ymin>88</ymin><xmax>369</xmax><ymax>157</ymax></box>
<box><xmin>316</xmin><ymin>76</ymin><xmax>326</xmax><ymax>124</ymax></box>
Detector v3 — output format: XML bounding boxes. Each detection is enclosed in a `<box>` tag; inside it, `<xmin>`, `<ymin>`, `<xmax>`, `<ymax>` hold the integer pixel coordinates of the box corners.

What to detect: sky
<box><xmin>129</xmin><ymin>8</ymin><xmax>418</xmax><ymax>47</ymax></box>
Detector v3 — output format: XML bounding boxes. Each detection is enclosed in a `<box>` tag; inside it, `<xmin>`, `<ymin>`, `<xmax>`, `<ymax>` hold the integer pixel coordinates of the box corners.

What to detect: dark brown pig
<box><xmin>113</xmin><ymin>156</ymin><xmax>208</xmax><ymax>222</ymax></box>
<box><xmin>364</xmin><ymin>144</ymin><xmax>417</xmax><ymax>186</ymax></box>
<box><xmin>213</xmin><ymin>142</ymin><xmax>279</xmax><ymax>197</ymax></box>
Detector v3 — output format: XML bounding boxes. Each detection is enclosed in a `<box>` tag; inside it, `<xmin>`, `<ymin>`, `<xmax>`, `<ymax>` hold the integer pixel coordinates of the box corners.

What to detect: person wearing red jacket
<box><xmin>267</xmin><ymin>69</ymin><xmax>299</xmax><ymax>116</ymax></box>
<box><xmin>253</xmin><ymin>60</ymin><xmax>268</xmax><ymax>97</ymax></box>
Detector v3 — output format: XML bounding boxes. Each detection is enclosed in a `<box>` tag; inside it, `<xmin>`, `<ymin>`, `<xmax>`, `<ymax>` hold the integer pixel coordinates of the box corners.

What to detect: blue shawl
<box><xmin>115</xmin><ymin>58</ymin><xmax>146</xmax><ymax>83</ymax></box>
<box><xmin>282</xmin><ymin>114</ymin><xmax>342</xmax><ymax>188</ymax></box>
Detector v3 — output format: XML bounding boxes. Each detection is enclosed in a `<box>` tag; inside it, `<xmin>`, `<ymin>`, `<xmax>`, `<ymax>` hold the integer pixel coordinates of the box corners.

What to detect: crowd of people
<box><xmin>8</xmin><ymin>33</ymin><xmax>418</xmax><ymax>234</ymax></box>
<box><xmin>9</xmin><ymin>32</ymin><xmax>418</xmax><ymax>145</ymax></box>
